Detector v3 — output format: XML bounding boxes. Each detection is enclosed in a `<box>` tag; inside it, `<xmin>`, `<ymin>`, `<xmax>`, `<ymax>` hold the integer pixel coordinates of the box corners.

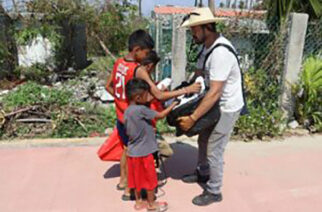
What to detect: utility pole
<box><xmin>198</xmin><ymin>0</ymin><xmax>203</xmax><ymax>7</ymax></box>
<box><xmin>138</xmin><ymin>0</ymin><xmax>142</xmax><ymax>17</ymax></box>
<box><xmin>226</xmin><ymin>0</ymin><xmax>231</xmax><ymax>8</ymax></box>
<box><xmin>208</xmin><ymin>0</ymin><xmax>214</xmax><ymax>12</ymax></box>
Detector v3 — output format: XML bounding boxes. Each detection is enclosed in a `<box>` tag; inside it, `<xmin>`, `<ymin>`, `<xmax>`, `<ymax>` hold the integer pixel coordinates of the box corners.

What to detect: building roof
<box><xmin>154</xmin><ymin>5</ymin><xmax>266</xmax><ymax>18</ymax></box>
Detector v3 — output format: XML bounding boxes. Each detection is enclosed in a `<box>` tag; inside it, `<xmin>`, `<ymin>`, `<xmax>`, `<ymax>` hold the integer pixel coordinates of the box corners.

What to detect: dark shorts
<box><xmin>127</xmin><ymin>154</ymin><xmax>158</xmax><ymax>192</ymax></box>
<box><xmin>116</xmin><ymin>120</ymin><xmax>129</xmax><ymax>146</ymax></box>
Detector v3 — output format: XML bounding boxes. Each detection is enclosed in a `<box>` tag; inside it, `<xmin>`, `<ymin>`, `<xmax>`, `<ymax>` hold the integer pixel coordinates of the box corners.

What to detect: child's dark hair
<box><xmin>126</xmin><ymin>78</ymin><xmax>150</xmax><ymax>101</ymax></box>
<box><xmin>128</xmin><ymin>29</ymin><xmax>154</xmax><ymax>52</ymax></box>
<box><xmin>141</xmin><ymin>50</ymin><xmax>160</xmax><ymax>66</ymax></box>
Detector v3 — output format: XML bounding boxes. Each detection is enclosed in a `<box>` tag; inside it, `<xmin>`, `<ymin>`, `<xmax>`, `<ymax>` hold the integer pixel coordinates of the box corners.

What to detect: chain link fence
<box><xmin>149</xmin><ymin>14</ymin><xmax>174</xmax><ymax>80</ymax></box>
<box><xmin>150</xmin><ymin>12</ymin><xmax>290</xmax><ymax>81</ymax></box>
<box><xmin>150</xmin><ymin>11</ymin><xmax>322</xmax><ymax>139</ymax></box>
<box><xmin>151</xmin><ymin>13</ymin><xmax>322</xmax><ymax>80</ymax></box>
<box><xmin>303</xmin><ymin>18</ymin><xmax>322</xmax><ymax>59</ymax></box>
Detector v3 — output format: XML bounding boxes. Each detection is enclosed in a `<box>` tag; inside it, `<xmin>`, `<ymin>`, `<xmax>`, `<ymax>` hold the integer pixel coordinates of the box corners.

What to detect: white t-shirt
<box><xmin>196</xmin><ymin>36</ymin><xmax>244</xmax><ymax>113</ymax></box>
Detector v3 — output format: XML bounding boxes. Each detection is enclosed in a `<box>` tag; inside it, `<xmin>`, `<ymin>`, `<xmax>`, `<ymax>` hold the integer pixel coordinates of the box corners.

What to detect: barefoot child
<box><xmin>124</xmin><ymin>78</ymin><xmax>178</xmax><ymax>211</ymax></box>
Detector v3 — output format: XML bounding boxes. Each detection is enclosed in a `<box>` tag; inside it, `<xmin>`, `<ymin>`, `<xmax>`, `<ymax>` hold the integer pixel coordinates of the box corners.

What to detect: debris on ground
<box><xmin>0</xmin><ymin>78</ymin><xmax>116</xmax><ymax>140</ymax></box>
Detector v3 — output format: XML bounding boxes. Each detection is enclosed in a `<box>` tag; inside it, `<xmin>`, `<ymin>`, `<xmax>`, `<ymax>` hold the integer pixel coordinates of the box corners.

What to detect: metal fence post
<box><xmin>280</xmin><ymin>13</ymin><xmax>309</xmax><ymax>122</ymax></box>
<box><xmin>171</xmin><ymin>15</ymin><xmax>187</xmax><ymax>89</ymax></box>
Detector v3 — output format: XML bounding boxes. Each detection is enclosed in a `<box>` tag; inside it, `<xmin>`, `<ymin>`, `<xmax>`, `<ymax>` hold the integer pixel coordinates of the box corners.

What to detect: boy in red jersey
<box><xmin>106</xmin><ymin>29</ymin><xmax>201</xmax><ymax>200</ymax></box>
<box><xmin>106</xmin><ymin>30</ymin><xmax>152</xmax><ymax>200</ymax></box>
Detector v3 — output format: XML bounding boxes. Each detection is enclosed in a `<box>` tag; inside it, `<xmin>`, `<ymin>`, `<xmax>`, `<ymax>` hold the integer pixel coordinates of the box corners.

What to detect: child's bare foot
<box><xmin>147</xmin><ymin>201</ymin><xmax>168</xmax><ymax>212</ymax></box>
<box><xmin>122</xmin><ymin>188</ymin><xmax>137</xmax><ymax>201</ymax></box>
<box><xmin>134</xmin><ymin>201</ymin><xmax>148</xmax><ymax>211</ymax></box>
<box><xmin>116</xmin><ymin>183</ymin><xmax>126</xmax><ymax>191</ymax></box>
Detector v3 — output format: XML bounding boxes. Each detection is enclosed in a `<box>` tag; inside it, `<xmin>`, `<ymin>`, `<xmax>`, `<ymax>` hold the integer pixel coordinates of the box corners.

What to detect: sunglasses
<box><xmin>181</xmin><ymin>12</ymin><xmax>200</xmax><ymax>26</ymax></box>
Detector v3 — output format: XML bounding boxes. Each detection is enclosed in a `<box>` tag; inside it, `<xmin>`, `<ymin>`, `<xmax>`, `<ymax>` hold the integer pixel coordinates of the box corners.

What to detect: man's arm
<box><xmin>178</xmin><ymin>47</ymin><xmax>235</xmax><ymax>131</ymax></box>
<box><xmin>178</xmin><ymin>80</ymin><xmax>224</xmax><ymax>131</ymax></box>
<box><xmin>136</xmin><ymin>66</ymin><xmax>201</xmax><ymax>101</ymax></box>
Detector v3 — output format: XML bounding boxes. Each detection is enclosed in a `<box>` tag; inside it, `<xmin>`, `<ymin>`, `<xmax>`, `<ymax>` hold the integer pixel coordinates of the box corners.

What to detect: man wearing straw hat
<box><xmin>178</xmin><ymin>7</ymin><xmax>246</xmax><ymax>206</ymax></box>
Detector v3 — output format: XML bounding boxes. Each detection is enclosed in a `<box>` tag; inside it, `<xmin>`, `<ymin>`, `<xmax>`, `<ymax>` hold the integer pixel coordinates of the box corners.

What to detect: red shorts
<box><xmin>127</xmin><ymin>154</ymin><xmax>158</xmax><ymax>192</ymax></box>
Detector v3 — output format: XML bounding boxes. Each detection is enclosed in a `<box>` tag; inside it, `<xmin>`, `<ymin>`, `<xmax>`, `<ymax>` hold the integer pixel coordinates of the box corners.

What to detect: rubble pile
<box><xmin>0</xmin><ymin>69</ymin><xmax>116</xmax><ymax>139</ymax></box>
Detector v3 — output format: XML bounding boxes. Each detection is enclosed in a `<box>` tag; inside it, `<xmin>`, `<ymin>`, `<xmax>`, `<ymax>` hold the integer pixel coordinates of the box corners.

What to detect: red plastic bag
<box><xmin>97</xmin><ymin>128</ymin><xmax>124</xmax><ymax>161</ymax></box>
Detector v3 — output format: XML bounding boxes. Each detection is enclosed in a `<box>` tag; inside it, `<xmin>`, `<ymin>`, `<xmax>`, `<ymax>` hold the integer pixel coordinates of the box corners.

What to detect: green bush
<box><xmin>234</xmin><ymin>68</ymin><xmax>284</xmax><ymax>140</ymax></box>
<box><xmin>83</xmin><ymin>56</ymin><xmax>115</xmax><ymax>75</ymax></box>
<box><xmin>0</xmin><ymin>83</ymin><xmax>117</xmax><ymax>139</ymax></box>
<box><xmin>15</xmin><ymin>63</ymin><xmax>52</xmax><ymax>83</ymax></box>
<box><xmin>51</xmin><ymin>104</ymin><xmax>116</xmax><ymax>138</ymax></box>
<box><xmin>294</xmin><ymin>56</ymin><xmax>322</xmax><ymax>132</ymax></box>
<box><xmin>15</xmin><ymin>24</ymin><xmax>62</xmax><ymax>47</ymax></box>
<box><xmin>2</xmin><ymin>82</ymin><xmax>72</xmax><ymax>110</ymax></box>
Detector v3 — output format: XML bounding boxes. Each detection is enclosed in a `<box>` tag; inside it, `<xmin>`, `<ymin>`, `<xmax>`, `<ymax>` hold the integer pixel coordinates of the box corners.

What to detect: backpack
<box><xmin>166</xmin><ymin>43</ymin><xmax>248</xmax><ymax>137</ymax></box>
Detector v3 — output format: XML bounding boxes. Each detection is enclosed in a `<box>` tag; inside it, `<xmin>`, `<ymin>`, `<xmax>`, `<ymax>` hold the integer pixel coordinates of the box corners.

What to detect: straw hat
<box><xmin>180</xmin><ymin>7</ymin><xmax>226</xmax><ymax>28</ymax></box>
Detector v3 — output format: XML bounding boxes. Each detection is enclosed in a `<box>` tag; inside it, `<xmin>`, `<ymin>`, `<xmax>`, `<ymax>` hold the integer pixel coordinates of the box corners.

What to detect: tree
<box><xmin>239</xmin><ymin>1</ymin><xmax>245</xmax><ymax>9</ymax></box>
<box><xmin>253</xmin><ymin>0</ymin><xmax>265</xmax><ymax>10</ymax></box>
<box><xmin>245</xmin><ymin>0</ymin><xmax>249</xmax><ymax>9</ymax></box>
<box><xmin>231</xmin><ymin>0</ymin><xmax>237</xmax><ymax>9</ymax></box>
<box><xmin>11</xmin><ymin>0</ymin><xmax>18</xmax><ymax>13</ymax></box>
<box><xmin>266</xmin><ymin>0</ymin><xmax>322</xmax><ymax>31</ymax></box>
<box><xmin>226</xmin><ymin>0</ymin><xmax>231</xmax><ymax>8</ymax></box>
<box><xmin>220</xmin><ymin>2</ymin><xmax>225</xmax><ymax>8</ymax></box>
<box><xmin>194</xmin><ymin>0</ymin><xmax>203</xmax><ymax>7</ymax></box>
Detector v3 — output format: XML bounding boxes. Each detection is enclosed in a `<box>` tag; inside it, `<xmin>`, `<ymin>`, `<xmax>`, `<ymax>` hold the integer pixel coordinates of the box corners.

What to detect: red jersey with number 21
<box><xmin>111</xmin><ymin>58</ymin><xmax>139</xmax><ymax>123</ymax></box>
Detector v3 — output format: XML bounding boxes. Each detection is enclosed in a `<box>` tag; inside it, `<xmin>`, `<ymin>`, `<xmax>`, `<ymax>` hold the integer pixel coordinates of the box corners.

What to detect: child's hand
<box><xmin>160</xmin><ymin>85</ymin><xmax>168</xmax><ymax>91</ymax></box>
<box><xmin>186</xmin><ymin>82</ymin><xmax>201</xmax><ymax>94</ymax></box>
<box><xmin>169</xmin><ymin>99</ymin><xmax>180</xmax><ymax>107</ymax></box>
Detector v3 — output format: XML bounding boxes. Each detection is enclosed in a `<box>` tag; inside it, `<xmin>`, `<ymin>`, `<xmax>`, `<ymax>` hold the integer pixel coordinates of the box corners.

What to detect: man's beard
<box><xmin>193</xmin><ymin>33</ymin><xmax>206</xmax><ymax>44</ymax></box>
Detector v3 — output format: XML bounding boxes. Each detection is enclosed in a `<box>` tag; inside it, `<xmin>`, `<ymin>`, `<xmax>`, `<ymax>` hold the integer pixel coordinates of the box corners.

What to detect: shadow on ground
<box><xmin>161</xmin><ymin>142</ymin><xmax>198</xmax><ymax>180</ymax></box>
<box><xmin>103</xmin><ymin>164</ymin><xmax>120</xmax><ymax>179</ymax></box>
<box><xmin>103</xmin><ymin>141</ymin><xmax>198</xmax><ymax>181</ymax></box>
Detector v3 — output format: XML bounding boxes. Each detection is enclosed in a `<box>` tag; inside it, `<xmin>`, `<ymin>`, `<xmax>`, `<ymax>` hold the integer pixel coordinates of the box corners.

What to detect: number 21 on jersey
<box><xmin>115</xmin><ymin>72</ymin><xmax>126</xmax><ymax>99</ymax></box>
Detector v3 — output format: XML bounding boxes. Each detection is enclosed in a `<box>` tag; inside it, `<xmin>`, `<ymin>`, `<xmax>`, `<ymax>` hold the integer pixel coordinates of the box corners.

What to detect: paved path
<box><xmin>0</xmin><ymin>135</ymin><xmax>322</xmax><ymax>212</ymax></box>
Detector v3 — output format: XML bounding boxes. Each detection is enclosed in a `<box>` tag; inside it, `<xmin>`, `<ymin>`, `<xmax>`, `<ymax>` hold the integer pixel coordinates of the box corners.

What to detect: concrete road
<box><xmin>0</xmin><ymin>135</ymin><xmax>322</xmax><ymax>212</ymax></box>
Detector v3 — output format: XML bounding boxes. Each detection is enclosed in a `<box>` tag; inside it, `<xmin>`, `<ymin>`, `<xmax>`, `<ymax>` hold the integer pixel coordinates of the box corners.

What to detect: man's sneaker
<box><xmin>181</xmin><ymin>171</ymin><xmax>209</xmax><ymax>184</ymax></box>
<box><xmin>192</xmin><ymin>190</ymin><xmax>222</xmax><ymax>206</ymax></box>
